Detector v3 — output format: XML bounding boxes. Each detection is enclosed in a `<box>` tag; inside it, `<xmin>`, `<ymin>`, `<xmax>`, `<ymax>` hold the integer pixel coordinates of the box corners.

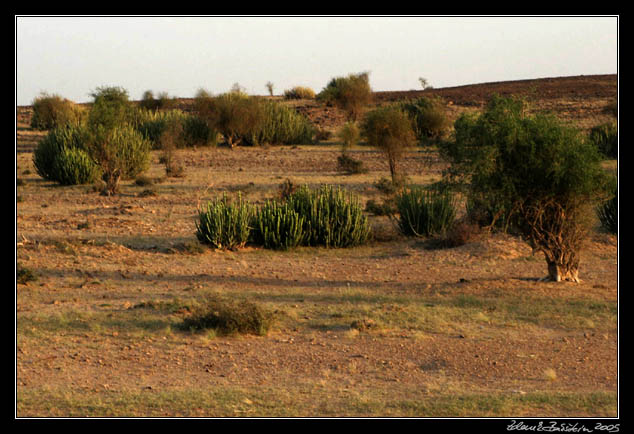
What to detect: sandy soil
<box><xmin>15</xmin><ymin>75</ymin><xmax>619</xmax><ymax>418</ymax></box>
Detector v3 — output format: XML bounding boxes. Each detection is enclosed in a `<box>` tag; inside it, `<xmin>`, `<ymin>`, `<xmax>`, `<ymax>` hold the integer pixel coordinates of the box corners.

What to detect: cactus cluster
<box><xmin>195</xmin><ymin>193</ymin><xmax>253</xmax><ymax>250</ymax></box>
<box><xmin>396</xmin><ymin>187</ymin><xmax>457</xmax><ymax>237</ymax></box>
<box><xmin>196</xmin><ymin>185</ymin><xmax>370</xmax><ymax>251</ymax></box>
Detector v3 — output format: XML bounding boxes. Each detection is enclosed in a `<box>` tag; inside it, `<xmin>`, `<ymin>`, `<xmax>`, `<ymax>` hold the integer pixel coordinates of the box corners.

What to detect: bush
<box><xmin>597</xmin><ymin>174</ymin><xmax>617</xmax><ymax>234</ymax></box>
<box><xmin>85</xmin><ymin>124</ymin><xmax>151</xmax><ymax>195</ymax></box>
<box><xmin>365</xmin><ymin>198</ymin><xmax>396</xmax><ymax>216</ymax></box>
<box><xmin>52</xmin><ymin>146</ymin><xmax>100</xmax><ymax>186</ymax></box>
<box><xmin>284</xmin><ymin>86</ymin><xmax>316</xmax><ymax>100</ymax></box>
<box><xmin>249</xmin><ymin>101</ymin><xmax>315</xmax><ymax>146</ymax></box>
<box><xmin>140</xmin><ymin>90</ymin><xmax>177</xmax><ymax>112</ymax></box>
<box><xmin>286</xmin><ymin>185</ymin><xmax>370</xmax><ymax>248</ymax></box>
<box><xmin>182</xmin><ymin>115</ymin><xmax>218</xmax><ymax>147</ymax></box>
<box><xmin>99</xmin><ymin>124</ymin><xmax>151</xmax><ymax>179</ymax></box>
<box><xmin>87</xmin><ymin>86</ymin><xmax>133</xmax><ymax>131</ymax></box>
<box><xmin>251</xmin><ymin>201</ymin><xmax>306</xmax><ymax>250</ymax></box>
<box><xmin>134</xmin><ymin>109</ymin><xmax>189</xmax><ymax>149</ymax></box>
<box><xmin>317</xmin><ymin>72</ymin><xmax>372</xmax><ymax>121</ymax></box>
<box><xmin>194</xmin><ymin>91</ymin><xmax>265</xmax><ymax>148</ymax></box>
<box><xmin>399</xmin><ymin>96</ymin><xmax>450</xmax><ymax>145</ymax></box>
<box><xmin>180</xmin><ymin>295</ymin><xmax>275</xmax><ymax>336</ymax></box>
<box><xmin>196</xmin><ymin>193</ymin><xmax>253</xmax><ymax>250</ymax></box>
<box><xmin>135</xmin><ymin>106</ymin><xmax>217</xmax><ymax>148</ymax></box>
<box><xmin>396</xmin><ymin>187</ymin><xmax>457</xmax><ymax>237</ymax></box>
<box><xmin>337</xmin><ymin>121</ymin><xmax>360</xmax><ymax>149</ymax></box>
<box><xmin>337</xmin><ymin>153</ymin><xmax>367</xmax><ymax>175</ymax></box>
<box><xmin>442</xmin><ymin>218</ymin><xmax>484</xmax><ymax>247</ymax></box>
<box><xmin>30</xmin><ymin>93</ymin><xmax>84</xmax><ymax>130</ymax></box>
<box><xmin>597</xmin><ymin>192</ymin><xmax>618</xmax><ymax>235</ymax></box>
<box><xmin>17</xmin><ymin>265</ymin><xmax>37</xmax><ymax>285</ymax></box>
<box><xmin>588</xmin><ymin>122</ymin><xmax>618</xmax><ymax>159</ymax></box>
<box><xmin>33</xmin><ymin>125</ymin><xmax>88</xmax><ymax>182</ymax></box>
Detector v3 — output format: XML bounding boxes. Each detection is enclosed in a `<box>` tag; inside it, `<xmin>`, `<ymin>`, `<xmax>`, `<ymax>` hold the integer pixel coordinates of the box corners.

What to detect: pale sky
<box><xmin>15</xmin><ymin>15</ymin><xmax>618</xmax><ymax>106</ymax></box>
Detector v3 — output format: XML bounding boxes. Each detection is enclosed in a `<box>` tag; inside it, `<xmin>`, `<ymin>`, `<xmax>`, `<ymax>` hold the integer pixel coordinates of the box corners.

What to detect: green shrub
<box><xmin>337</xmin><ymin>121</ymin><xmax>360</xmax><ymax>149</ymax></box>
<box><xmin>30</xmin><ymin>93</ymin><xmax>84</xmax><ymax>130</ymax></box>
<box><xmin>337</xmin><ymin>153</ymin><xmax>367</xmax><ymax>175</ymax></box>
<box><xmin>249</xmin><ymin>101</ymin><xmax>315</xmax><ymax>146</ymax></box>
<box><xmin>597</xmin><ymin>192</ymin><xmax>618</xmax><ymax>235</ymax></box>
<box><xmin>365</xmin><ymin>198</ymin><xmax>396</xmax><ymax>216</ymax></box>
<box><xmin>135</xmin><ymin>109</ymin><xmax>188</xmax><ymax>149</ymax></box>
<box><xmin>17</xmin><ymin>265</ymin><xmax>37</xmax><ymax>285</ymax></box>
<box><xmin>589</xmin><ymin>122</ymin><xmax>618</xmax><ymax>159</ymax></box>
<box><xmin>33</xmin><ymin>125</ymin><xmax>88</xmax><ymax>182</ymax></box>
<box><xmin>180</xmin><ymin>295</ymin><xmax>275</xmax><ymax>336</ymax></box>
<box><xmin>196</xmin><ymin>193</ymin><xmax>254</xmax><ymax>250</ymax></box>
<box><xmin>87</xmin><ymin>86</ymin><xmax>133</xmax><ymax>131</ymax></box>
<box><xmin>140</xmin><ymin>90</ymin><xmax>177</xmax><ymax>112</ymax></box>
<box><xmin>182</xmin><ymin>115</ymin><xmax>217</xmax><ymax>147</ymax></box>
<box><xmin>597</xmin><ymin>175</ymin><xmax>617</xmax><ymax>234</ymax></box>
<box><xmin>286</xmin><ymin>185</ymin><xmax>370</xmax><ymax>248</ymax></box>
<box><xmin>317</xmin><ymin>72</ymin><xmax>372</xmax><ymax>121</ymax></box>
<box><xmin>99</xmin><ymin>124</ymin><xmax>151</xmax><ymax>180</ymax></box>
<box><xmin>52</xmin><ymin>146</ymin><xmax>100</xmax><ymax>185</ymax></box>
<box><xmin>194</xmin><ymin>91</ymin><xmax>265</xmax><ymax>148</ymax></box>
<box><xmin>251</xmin><ymin>201</ymin><xmax>306</xmax><ymax>250</ymax></box>
<box><xmin>399</xmin><ymin>96</ymin><xmax>450</xmax><ymax>145</ymax></box>
<box><xmin>84</xmin><ymin>124</ymin><xmax>151</xmax><ymax>195</ymax></box>
<box><xmin>396</xmin><ymin>187</ymin><xmax>457</xmax><ymax>237</ymax></box>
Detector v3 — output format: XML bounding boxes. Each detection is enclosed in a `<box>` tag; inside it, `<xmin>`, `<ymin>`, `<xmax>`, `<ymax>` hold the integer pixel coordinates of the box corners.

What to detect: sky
<box><xmin>15</xmin><ymin>15</ymin><xmax>618</xmax><ymax>106</ymax></box>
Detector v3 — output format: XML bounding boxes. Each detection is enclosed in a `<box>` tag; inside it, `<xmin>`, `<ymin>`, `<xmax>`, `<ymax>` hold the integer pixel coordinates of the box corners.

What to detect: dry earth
<box><xmin>15</xmin><ymin>75</ymin><xmax>618</xmax><ymax>418</ymax></box>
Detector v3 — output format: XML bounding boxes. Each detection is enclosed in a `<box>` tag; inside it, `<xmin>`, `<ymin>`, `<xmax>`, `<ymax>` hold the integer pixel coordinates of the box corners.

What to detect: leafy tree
<box><xmin>194</xmin><ymin>90</ymin><xmax>265</xmax><ymax>148</ymax></box>
<box><xmin>439</xmin><ymin>95</ymin><xmax>609</xmax><ymax>282</ymax></box>
<box><xmin>361</xmin><ymin>106</ymin><xmax>416</xmax><ymax>184</ymax></box>
<box><xmin>266</xmin><ymin>81</ymin><xmax>274</xmax><ymax>96</ymax></box>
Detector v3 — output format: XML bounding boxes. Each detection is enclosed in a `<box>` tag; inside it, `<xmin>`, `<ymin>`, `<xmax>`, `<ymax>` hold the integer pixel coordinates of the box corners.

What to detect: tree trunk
<box><xmin>388</xmin><ymin>157</ymin><xmax>398</xmax><ymax>185</ymax></box>
<box><xmin>545</xmin><ymin>259</ymin><xmax>581</xmax><ymax>283</ymax></box>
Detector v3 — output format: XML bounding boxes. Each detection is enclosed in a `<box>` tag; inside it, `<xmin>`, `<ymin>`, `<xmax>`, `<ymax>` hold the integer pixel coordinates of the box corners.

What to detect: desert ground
<box><xmin>15</xmin><ymin>75</ymin><xmax>618</xmax><ymax>418</ymax></box>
